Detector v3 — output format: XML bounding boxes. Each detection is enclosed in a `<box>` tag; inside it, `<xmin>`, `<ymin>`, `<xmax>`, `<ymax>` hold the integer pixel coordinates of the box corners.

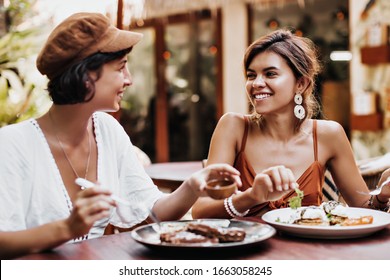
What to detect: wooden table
<box><xmin>145</xmin><ymin>161</ymin><xmax>203</xmax><ymax>191</ymax></box>
<box><xmin>14</xmin><ymin>219</ymin><xmax>390</xmax><ymax>260</ymax></box>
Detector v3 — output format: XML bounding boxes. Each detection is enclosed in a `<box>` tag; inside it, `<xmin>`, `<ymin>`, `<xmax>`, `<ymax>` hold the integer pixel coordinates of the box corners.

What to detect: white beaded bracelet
<box><xmin>224</xmin><ymin>197</ymin><xmax>236</xmax><ymax>218</ymax></box>
<box><xmin>227</xmin><ymin>196</ymin><xmax>249</xmax><ymax>217</ymax></box>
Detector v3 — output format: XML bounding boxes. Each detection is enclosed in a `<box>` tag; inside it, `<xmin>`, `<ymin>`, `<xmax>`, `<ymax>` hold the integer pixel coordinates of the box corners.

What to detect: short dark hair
<box><xmin>48</xmin><ymin>48</ymin><xmax>132</xmax><ymax>105</ymax></box>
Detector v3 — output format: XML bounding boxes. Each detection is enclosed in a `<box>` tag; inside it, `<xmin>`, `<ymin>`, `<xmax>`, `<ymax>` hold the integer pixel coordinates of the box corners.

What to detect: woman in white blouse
<box><xmin>0</xmin><ymin>13</ymin><xmax>241</xmax><ymax>259</ymax></box>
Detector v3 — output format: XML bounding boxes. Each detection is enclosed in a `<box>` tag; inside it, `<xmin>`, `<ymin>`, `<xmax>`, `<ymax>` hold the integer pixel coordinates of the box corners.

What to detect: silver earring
<box><xmin>294</xmin><ymin>93</ymin><xmax>305</xmax><ymax>120</ymax></box>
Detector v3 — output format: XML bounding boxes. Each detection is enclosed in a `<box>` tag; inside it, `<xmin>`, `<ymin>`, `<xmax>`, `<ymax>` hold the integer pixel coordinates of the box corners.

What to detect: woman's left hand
<box><xmin>186</xmin><ymin>163</ymin><xmax>242</xmax><ymax>196</ymax></box>
<box><xmin>377</xmin><ymin>168</ymin><xmax>390</xmax><ymax>202</ymax></box>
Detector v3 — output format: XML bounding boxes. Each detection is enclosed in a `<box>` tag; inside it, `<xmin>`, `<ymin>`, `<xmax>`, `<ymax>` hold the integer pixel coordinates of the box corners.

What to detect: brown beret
<box><xmin>36</xmin><ymin>12</ymin><xmax>143</xmax><ymax>80</ymax></box>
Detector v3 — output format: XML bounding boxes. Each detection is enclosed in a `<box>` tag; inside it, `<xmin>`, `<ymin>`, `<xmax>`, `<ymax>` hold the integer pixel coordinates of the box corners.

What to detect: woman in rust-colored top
<box><xmin>192</xmin><ymin>29</ymin><xmax>390</xmax><ymax>218</ymax></box>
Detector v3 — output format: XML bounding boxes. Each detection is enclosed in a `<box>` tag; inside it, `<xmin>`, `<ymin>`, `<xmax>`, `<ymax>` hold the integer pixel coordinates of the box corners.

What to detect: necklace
<box><xmin>49</xmin><ymin>110</ymin><xmax>92</xmax><ymax>180</ymax></box>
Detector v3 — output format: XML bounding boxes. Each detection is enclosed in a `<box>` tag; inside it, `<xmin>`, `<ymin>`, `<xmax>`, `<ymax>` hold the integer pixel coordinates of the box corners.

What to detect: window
<box><xmin>121</xmin><ymin>9</ymin><xmax>222</xmax><ymax>162</ymax></box>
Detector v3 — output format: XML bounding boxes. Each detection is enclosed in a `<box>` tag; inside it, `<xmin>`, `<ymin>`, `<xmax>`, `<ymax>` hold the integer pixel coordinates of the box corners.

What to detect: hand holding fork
<box><xmin>356</xmin><ymin>176</ymin><xmax>390</xmax><ymax>196</ymax></box>
<box><xmin>75</xmin><ymin>178</ymin><xmax>161</xmax><ymax>227</ymax></box>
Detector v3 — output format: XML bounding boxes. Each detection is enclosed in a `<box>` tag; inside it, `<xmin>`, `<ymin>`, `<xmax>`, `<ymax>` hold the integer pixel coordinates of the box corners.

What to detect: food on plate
<box><xmin>288</xmin><ymin>188</ymin><xmax>304</xmax><ymax>209</ymax></box>
<box><xmin>159</xmin><ymin>222</ymin><xmax>246</xmax><ymax>244</ymax></box>
<box><xmin>340</xmin><ymin>216</ymin><xmax>373</xmax><ymax>226</ymax></box>
<box><xmin>292</xmin><ymin>206</ymin><xmax>329</xmax><ymax>226</ymax></box>
<box><xmin>160</xmin><ymin>231</ymin><xmax>218</xmax><ymax>244</ymax></box>
<box><xmin>186</xmin><ymin>223</ymin><xmax>246</xmax><ymax>242</ymax></box>
<box><xmin>285</xmin><ymin>201</ymin><xmax>374</xmax><ymax>227</ymax></box>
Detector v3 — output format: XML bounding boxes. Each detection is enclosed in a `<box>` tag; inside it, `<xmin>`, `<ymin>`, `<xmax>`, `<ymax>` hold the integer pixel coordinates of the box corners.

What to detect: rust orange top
<box><xmin>233</xmin><ymin>117</ymin><xmax>325</xmax><ymax>216</ymax></box>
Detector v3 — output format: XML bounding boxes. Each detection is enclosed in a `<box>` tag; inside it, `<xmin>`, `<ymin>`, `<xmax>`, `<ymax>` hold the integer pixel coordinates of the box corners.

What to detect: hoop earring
<box><xmin>294</xmin><ymin>93</ymin><xmax>305</xmax><ymax>120</ymax></box>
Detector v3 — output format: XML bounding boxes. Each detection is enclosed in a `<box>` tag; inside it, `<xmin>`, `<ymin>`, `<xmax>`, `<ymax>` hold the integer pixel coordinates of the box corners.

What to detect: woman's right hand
<box><xmin>64</xmin><ymin>187</ymin><xmax>115</xmax><ymax>239</ymax></box>
<box><xmin>249</xmin><ymin>165</ymin><xmax>298</xmax><ymax>203</ymax></box>
<box><xmin>377</xmin><ymin>168</ymin><xmax>390</xmax><ymax>203</ymax></box>
<box><xmin>186</xmin><ymin>163</ymin><xmax>242</xmax><ymax>197</ymax></box>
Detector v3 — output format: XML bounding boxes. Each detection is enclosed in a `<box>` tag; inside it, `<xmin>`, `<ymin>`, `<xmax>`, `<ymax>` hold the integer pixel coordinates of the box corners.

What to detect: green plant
<box><xmin>0</xmin><ymin>1</ymin><xmax>51</xmax><ymax>127</ymax></box>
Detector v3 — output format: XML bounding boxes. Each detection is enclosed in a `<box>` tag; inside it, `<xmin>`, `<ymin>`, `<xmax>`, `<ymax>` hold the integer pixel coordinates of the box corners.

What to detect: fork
<box><xmin>75</xmin><ymin>178</ymin><xmax>161</xmax><ymax>226</ymax></box>
<box><xmin>357</xmin><ymin>176</ymin><xmax>390</xmax><ymax>196</ymax></box>
<box><xmin>75</xmin><ymin>178</ymin><xmax>132</xmax><ymax>206</ymax></box>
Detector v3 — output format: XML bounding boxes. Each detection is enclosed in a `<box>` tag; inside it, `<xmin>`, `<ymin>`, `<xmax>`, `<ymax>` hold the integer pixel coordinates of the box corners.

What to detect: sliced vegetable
<box><xmin>288</xmin><ymin>188</ymin><xmax>304</xmax><ymax>209</ymax></box>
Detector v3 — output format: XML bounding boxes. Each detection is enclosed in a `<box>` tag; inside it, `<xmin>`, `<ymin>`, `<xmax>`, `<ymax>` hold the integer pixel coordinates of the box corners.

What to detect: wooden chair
<box><xmin>323</xmin><ymin>170</ymin><xmax>343</xmax><ymax>202</ymax></box>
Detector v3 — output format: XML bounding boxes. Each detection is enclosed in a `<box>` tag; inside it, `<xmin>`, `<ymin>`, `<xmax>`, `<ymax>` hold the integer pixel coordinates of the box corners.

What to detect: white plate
<box><xmin>262</xmin><ymin>207</ymin><xmax>390</xmax><ymax>239</ymax></box>
<box><xmin>131</xmin><ymin>219</ymin><xmax>276</xmax><ymax>249</ymax></box>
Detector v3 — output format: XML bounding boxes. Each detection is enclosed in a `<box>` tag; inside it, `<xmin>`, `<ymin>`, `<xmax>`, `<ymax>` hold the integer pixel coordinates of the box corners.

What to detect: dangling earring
<box><xmin>294</xmin><ymin>92</ymin><xmax>305</xmax><ymax>120</ymax></box>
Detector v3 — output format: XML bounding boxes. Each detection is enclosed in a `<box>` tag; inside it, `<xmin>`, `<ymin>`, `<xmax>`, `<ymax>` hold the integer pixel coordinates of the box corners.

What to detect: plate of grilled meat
<box><xmin>131</xmin><ymin>219</ymin><xmax>276</xmax><ymax>249</ymax></box>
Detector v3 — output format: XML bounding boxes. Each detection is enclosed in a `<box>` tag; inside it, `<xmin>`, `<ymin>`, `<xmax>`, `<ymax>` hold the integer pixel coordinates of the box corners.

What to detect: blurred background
<box><xmin>1</xmin><ymin>0</ymin><xmax>389</xmax><ymax>163</ymax></box>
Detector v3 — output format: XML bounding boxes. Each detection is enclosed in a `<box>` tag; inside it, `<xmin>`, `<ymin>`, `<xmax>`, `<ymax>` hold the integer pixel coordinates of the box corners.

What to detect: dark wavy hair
<box><xmin>244</xmin><ymin>29</ymin><xmax>321</xmax><ymax>122</ymax></box>
<box><xmin>47</xmin><ymin>48</ymin><xmax>132</xmax><ymax>105</ymax></box>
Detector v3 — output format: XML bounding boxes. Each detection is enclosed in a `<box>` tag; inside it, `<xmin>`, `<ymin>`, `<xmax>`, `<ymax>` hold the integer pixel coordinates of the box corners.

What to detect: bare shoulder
<box><xmin>219</xmin><ymin>112</ymin><xmax>246</xmax><ymax>123</ymax></box>
<box><xmin>315</xmin><ymin>119</ymin><xmax>349</xmax><ymax>154</ymax></box>
<box><xmin>314</xmin><ymin>120</ymin><xmax>350</xmax><ymax>161</ymax></box>
<box><xmin>207</xmin><ymin>113</ymin><xmax>246</xmax><ymax>163</ymax></box>
<box><xmin>217</xmin><ymin>112</ymin><xmax>247</xmax><ymax>130</ymax></box>
<box><xmin>212</xmin><ymin>113</ymin><xmax>248</xmax><ymax>153</ymax></box>
<box><xmin>315</xmin><ymin>119</ymin><xmax>346</xmax><ymax>138</ymax></box>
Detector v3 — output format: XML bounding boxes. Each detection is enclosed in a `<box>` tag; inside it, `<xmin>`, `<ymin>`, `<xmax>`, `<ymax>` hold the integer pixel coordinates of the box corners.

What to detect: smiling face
<box><xmin>91</xmin><ymin>55</ymin><xmax>131</xmax><ymax>112</ymax></box>
<box><xmin>243</xmin><ymin>30</ymin><xmax>321</xmax><ymax>121</ymax></box>
<box><xmin>245</xmin><ymin>51</ymin><xmax>301</xmax><ymax>117</ymax></box>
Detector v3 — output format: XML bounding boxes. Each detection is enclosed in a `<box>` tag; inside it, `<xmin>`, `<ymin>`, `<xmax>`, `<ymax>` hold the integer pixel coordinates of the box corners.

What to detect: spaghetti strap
<box><xmin>313</xmin><ymin>120</ymin><xmax>318</xmax><ymax>161</ymax></box>
<box><xmin>240</xmin><ymin>116</ymin><xmax>250</xmax><ymax>152</ymax></box>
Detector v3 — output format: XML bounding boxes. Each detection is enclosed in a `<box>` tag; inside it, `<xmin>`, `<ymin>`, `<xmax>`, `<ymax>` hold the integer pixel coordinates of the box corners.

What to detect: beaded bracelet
<box><xmin>223</xmin><ymin>197</ymin><xmax>236</xmax><ymax>218</ymax></box>
<box><xmin>227</xmin><ymin>196</ymin><xmax>249</xmax><ymax>217</ymax></box>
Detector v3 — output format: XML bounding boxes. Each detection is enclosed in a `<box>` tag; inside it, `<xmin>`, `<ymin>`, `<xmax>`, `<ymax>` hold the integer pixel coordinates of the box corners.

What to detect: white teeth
<box><xmin>118</xmin><ymin>93</ymin><xmax>123</xmax><ymax>98</ymax></box>
<box><xmin>254</xmin><ymin>94</ymin><xmax>270</xmax><ymax>100</ymax></box>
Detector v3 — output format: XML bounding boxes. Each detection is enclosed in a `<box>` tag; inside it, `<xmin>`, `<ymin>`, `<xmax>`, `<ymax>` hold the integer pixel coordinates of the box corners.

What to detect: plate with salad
<box><xmin>262</xmin><ymin>189</ymin><xmax>390</xmax><ymax>239</ymax></box>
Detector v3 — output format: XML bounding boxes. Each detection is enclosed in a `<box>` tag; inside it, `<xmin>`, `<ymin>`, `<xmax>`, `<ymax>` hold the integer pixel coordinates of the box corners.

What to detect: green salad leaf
<box><xmin>288</xmin><ymin>188</ymin><xmax>304</xmax><ymax>209</ymax></box>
